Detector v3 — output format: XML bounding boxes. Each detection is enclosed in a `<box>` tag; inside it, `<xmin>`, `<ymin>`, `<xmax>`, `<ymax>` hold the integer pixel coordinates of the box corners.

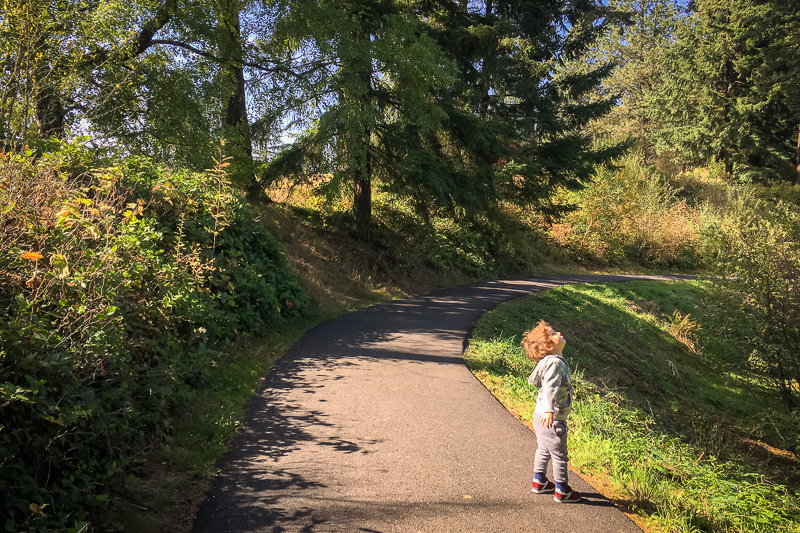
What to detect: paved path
<box><xmin>193</xmin><ymin>274</ymin><xmax>689</xmax><ymax>532</ymax></box>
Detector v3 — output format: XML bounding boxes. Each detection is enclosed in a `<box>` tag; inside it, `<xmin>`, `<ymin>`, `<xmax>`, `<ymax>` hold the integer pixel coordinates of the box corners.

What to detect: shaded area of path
<box><xmin>192</xmin><ymin>275</ymin><xmax>689</xmax><ymax>532</ymax></box>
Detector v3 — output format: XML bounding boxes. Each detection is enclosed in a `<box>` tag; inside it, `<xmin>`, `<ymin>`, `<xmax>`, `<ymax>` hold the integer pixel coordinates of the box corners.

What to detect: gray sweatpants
<box><xmin>533</xmin><ymin>410</ymin><xmax>570</xmax><ymax>485</ymax></box>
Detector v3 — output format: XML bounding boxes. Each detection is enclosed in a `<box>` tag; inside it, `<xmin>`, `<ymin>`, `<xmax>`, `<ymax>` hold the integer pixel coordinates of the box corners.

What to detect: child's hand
<box><xmin>541</xmin><ymin>412</ymin><xmax>554</xmax><ymax>428</ymax></box>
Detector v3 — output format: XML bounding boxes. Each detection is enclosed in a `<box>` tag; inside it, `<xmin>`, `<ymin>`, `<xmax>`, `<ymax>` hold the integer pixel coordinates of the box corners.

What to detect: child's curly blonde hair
<box><xmin>520</xmin><ymin>320</ymin><xmax>556</xmax><ymax>362</ymax></box>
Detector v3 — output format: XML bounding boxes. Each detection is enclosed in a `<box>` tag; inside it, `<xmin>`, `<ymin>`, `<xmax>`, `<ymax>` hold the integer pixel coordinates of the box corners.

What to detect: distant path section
<box><xmin>192</xmin><ymin>274</ymin><xmax>691</xmax><ymax>533</ymax></box>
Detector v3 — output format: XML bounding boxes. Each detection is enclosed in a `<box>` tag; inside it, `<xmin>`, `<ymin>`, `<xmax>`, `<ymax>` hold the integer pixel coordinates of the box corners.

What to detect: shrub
<box><xmin>707</xmin><ymin>200</ymin><xmax>800</xmax><ymax>410</ymax></box>
<box><xmin>0</xmin><ymin>143</ymin><xmax>305</xmax><ymax>531</ymax></box>
<box><xmin>551</xmin><ymin>155</ymin><xmax>702</xmax><ymax>269</ymax></box>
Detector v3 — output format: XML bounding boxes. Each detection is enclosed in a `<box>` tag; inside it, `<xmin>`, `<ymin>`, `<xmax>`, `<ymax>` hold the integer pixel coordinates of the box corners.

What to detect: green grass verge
<box><xmin>104</xmin><ymin>314</ymin><xmax>323</xmax><ymax>532</ymax></box>
<box><xmin>464</xmin><ymin>280</ymin><xmax>800</xmax><ymax>533</ymax></box>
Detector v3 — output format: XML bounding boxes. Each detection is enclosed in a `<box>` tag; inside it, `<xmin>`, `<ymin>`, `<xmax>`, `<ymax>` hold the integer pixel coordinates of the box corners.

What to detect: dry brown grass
<box><xmin>625</xmin><ymin>299</ymin><xmax>660</xmax><ymax>315</ymax></box>
<box><xmin>666</xmin><ymin>310</ymin><xmax>701</xmax><ymax>355</ymax></box>
<box><xmin>257</xmin><ymin>202</ymin><xmax>458</xmax><ymax>316</ymax></box>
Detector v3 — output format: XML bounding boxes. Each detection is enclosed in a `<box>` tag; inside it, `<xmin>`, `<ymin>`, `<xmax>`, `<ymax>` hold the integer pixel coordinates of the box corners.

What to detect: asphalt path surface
<box><xmin>193</xmin><ymin>274</ymin><xmax>690</xmax><ymax>532</ymax></box>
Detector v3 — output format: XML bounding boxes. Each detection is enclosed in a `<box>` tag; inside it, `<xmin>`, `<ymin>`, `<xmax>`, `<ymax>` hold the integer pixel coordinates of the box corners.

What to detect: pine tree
<box><xmin>573</xmin><ymin>0</ymin><xmax>681</xmax><ymax>155</ymax></box>
<box><xmin>261</xmin><ymin>0</ymin><xmax>456</xmax><ymax>240</ymax></box>
<box><xmin>649</xmin><ymin>0</ymin><xmax>800</xmax><ymax>182</ymax></box>
<box><xmin>426</xmin><ymin>0</ymin><xmax>627</xmax><ymax>219</ymax></box>
<box><xmin>264</xmin><ymin>0</ymin><xmax>626</xmax><ymax>237</ymax></box>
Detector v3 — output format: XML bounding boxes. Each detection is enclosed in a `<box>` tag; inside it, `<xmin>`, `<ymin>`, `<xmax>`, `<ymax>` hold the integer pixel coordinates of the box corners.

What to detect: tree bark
<box><xmin>353</xmin><ymin>135</ymin><xmax>372</xmax><ymax>241</ymax></box>
<box><xmin>353</xmin><ymin>61</ymin><xmax>373</xmax><ymax>241</ymax></box>
<box><xmin>219</xmin><ymin>0</ymin><xmax>258</xmax><ymax>195</ymax></box>
<box><xmin>795</xmin><ymin>123</ymin><xmax>800</xmax><ymax>185</ymax></box>
<box><xmin>34</xmin><ymin>83</ymin><xmax>65</xmax><ymax>138</ymax></box>
<box><xmin>32</xmin><ymin>30</ymin><xmax>65</xmax><ymax>139</ymax></box>
<box><xmin>348</xmin><ymin>23</ymin><xmax>374</xmax><ymax>241</ymax></box>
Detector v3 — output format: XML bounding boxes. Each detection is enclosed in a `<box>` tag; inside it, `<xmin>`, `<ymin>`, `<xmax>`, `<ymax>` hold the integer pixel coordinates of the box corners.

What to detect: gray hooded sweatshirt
<box><xmin>528</xmin><ymin>354</ymin><xmax>573</xmax><ymax>420</ymax></box>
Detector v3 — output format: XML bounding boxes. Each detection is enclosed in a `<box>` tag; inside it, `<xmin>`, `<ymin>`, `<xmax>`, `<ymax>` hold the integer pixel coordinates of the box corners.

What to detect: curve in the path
<box><xmin>192</xmin><ymin>274</ymin><xmax>691</xmax><ymax>533</ymax></box>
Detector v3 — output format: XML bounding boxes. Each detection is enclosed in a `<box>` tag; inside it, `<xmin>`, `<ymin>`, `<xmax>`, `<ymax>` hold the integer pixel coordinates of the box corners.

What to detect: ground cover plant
<box><xmin>464</xmin><ymin>280</ymin><xmax>800</xmax><ymax>533</ymax></box>
<box><xmin>0</xmin><ymin>143</ymin><xmax>305</xmax><ymax>531</ymax></box>
<box><xmin>265</xmin><ymin>177</ymin><xmax>571</xmax><ymax>281</ymax></box>
<box><xmin>547</xmin><ymin>154</ymin><xmax>776</xmax><ymax>271</ymax></box>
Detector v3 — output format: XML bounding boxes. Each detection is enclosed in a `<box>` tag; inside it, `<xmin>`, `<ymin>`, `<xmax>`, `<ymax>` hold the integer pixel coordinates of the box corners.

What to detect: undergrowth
<box><xmin>0</xmin><ymin>142</ymin><xmax>305</xmax><ymax>531</ymax></box>
<box><xmin>266</xmin><ymin>177</ymin><xmax>569</xmax><ymax>282</ymax></box>
<box><xmin>549</xmin><ymin>154</ymin><xmax>760</xmax><ymax>272</ymax></box>
<box><xmin>464</xmin><ymin>280</ymin><xmax>800</xmax><ymax>533</ymax></box>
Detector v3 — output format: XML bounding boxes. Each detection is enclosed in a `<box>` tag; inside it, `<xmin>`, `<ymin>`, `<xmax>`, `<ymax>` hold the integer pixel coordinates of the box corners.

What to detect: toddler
<box><xmin>520</xmin><ymin>320</ymin><xmax>581</xmax><ymax>503</ymax></box>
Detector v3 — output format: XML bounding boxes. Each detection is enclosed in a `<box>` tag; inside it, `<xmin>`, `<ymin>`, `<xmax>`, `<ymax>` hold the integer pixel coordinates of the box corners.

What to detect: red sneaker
<box><xmin>531</xmin><ymin>480</ymin><xmax>556</xmax><ymax>494</ymax></box>
<box><xmin>554</xmin><ymin>488</ymin><xmax>582</xmax><ymax>503</ymax></box>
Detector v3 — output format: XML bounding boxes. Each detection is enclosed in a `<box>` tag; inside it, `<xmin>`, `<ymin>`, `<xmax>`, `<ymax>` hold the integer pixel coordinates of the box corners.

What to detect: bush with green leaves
<box><xmin>0</xmin><ymin>142</ymin><xmax>305</xmax><ymax>531</ymax></box>
<box><xmin>552</xmin><ymin>155</ymin><xmax>701</xmax><ymax>269</ymax></box>
<box><xmin>706</xmin><ymin>200</ymin><xmax>800</xmax><ymax>410</ymax></box>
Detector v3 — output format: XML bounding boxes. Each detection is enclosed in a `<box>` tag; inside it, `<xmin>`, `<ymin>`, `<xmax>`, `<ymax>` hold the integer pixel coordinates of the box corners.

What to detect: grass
<box><xmin>103</xmin><ymin>316</ymin><xmax>318</xmax><ymax>532</ymax></box>
<box><xmin>464</xmin><ymin>280</ymin><xmax>800</xmax><ymax>533</ymax></box>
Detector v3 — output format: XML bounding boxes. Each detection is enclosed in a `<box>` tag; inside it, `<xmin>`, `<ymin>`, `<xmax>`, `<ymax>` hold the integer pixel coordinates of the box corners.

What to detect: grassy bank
<box><xmin>464</xmin><ymin>280</ymin><xmax>800</xmax><ymax>533</ymax></box>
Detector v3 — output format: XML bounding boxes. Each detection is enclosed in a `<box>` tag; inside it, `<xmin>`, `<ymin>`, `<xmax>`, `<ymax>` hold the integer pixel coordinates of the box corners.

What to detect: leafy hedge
<box><xmin>0</xmin><ymin>143</ymin><xmax>305</xmax><ymax>531</ymax></box>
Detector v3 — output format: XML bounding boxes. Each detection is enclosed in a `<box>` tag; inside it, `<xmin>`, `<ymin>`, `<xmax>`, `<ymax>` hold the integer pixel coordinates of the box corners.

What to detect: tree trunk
<box><xmin>353</xmin><ymin>134</ymin><xmax>372</xmax><ymax>241</ymax></box>
<box><xmin>795</xmin><ymin>124</ymin><xmax>800</xmax><ymax>185</ymax></box>
<box><xmin>219</xmin><ymin>0</ymin><xmax>258</xmax><ymax>195</ymax></box>
<box><xmin>33</xmin><ymin>84</ymin><xmax>66</xmax><ymax>139</ymax></box>
<box><xmin>353</xmin><ymin>57</ymin><xmax>373</xmax><ymax>241</ymax></box>
<box><xmin>32</xmin><ymin>30</ymin><xmax>65</xmax><ymax>139</ymax></box>
<box><xmin>348</xmin><ymin>25</ymin><xmax>374</xmax><ymax>241</ymax></box>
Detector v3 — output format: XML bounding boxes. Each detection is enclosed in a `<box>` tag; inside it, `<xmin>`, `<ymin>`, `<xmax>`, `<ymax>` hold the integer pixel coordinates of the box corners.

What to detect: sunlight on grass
<box><xmin>464</xmin><ymin>280</ymin><xmax>800</xmax><ymax>533</ymax></box>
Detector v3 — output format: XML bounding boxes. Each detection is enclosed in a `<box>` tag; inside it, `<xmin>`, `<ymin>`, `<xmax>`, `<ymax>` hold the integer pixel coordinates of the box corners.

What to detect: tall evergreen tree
<box><xmin>572</xmin><ymin>0</ymin><xmax>680</xmax><ymax>154</ymax></box>
<box><xmin>262</xmin><ymin>0</ymin><xmax>456</xmax><ymax>240</ymax></box>
<box><xmin>266</xmin><ymin>0</ymin><xmax>625</xmax><ymax>239</ymax></box>
<box><xmin>426</xmin><ymin>0</ymin><xmax>627</xmax><ymax>219</ymax></box>
<box><xmin>649</xmin><ymin>0</ymin><xmax>800</xmax><ymax>181</ymax></box>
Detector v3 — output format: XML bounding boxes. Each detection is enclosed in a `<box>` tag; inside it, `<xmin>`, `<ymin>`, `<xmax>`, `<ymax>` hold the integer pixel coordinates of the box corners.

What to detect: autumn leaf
<box><xmin>26</xmin><ymin>275</ymin><xmax>42</xmax><ymax>288</ymax></box>
<box><xmin>21</xmin><ymin>251</ymin><xmax>43</xmax><ymax>261</ymax></box>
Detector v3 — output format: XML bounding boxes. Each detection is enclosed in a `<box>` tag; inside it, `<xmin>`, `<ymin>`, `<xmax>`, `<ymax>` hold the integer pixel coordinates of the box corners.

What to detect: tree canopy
<box><xmin>1</xmin><ymin>0</ymin><xmax>630</xmax><ymax>239</ymax></box>
<box><xmin>648</xmin><ymin>0</ymin><xmax>800</xmax><ymax>181</ymax></box>
<box><xmin>2</xmin><ymin>0</ymin><xmax>799</xmax><ymax>229</ymax></box>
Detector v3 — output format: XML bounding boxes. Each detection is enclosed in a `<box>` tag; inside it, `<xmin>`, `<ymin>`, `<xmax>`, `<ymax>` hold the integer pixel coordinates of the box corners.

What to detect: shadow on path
<box><xmin>192</xmin><ymin>275</ymin><xmax>691</xmax><ymax>533</ymax></box>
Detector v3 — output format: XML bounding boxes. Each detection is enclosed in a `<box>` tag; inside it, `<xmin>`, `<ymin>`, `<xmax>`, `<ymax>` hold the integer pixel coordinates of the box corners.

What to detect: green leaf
<box><xmin>51</xmin><ymin>254</ymin><xmax>69</xmax><ymax>278</ymax></box>
<box><xmin>67</xmin><ymin>522</ymin><xmax>89</xmax><ymax>533</ymax></box>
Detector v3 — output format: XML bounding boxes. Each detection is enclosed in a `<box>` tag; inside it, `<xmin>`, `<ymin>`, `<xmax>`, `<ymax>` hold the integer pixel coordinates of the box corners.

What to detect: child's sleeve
<box><xmin>538</xmin><ymin>362</ymin><xmax>564</xmax><ymax>413</ymax></box>
<box><xmin>528</xmin><ymin>362</ymin><xmax>541</xmax><ymax>387</ymax></box>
